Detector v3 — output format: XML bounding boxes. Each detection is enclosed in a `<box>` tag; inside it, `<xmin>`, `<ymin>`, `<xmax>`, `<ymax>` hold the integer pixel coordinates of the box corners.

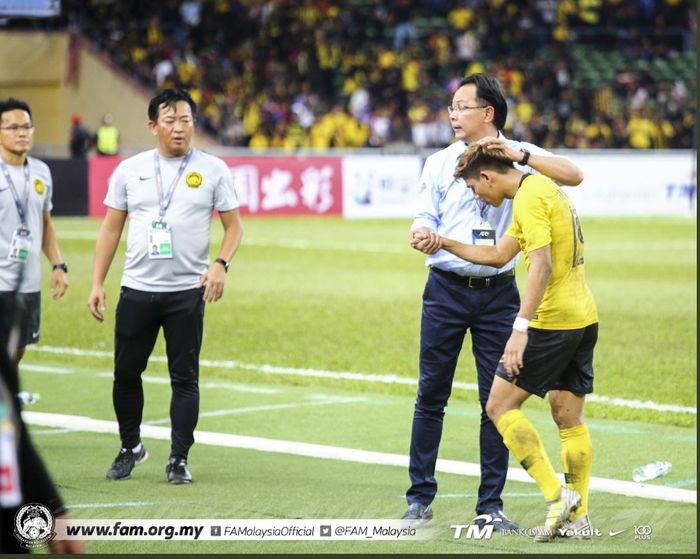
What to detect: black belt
<box><xmin>431</xmin><ymin>267</ymin><xmax>515</xmax><ymax>288</ymax></box>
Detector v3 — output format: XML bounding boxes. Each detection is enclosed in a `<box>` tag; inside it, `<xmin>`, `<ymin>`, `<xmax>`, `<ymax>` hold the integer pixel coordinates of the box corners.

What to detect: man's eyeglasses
<box><xmin>0</xmin><ymin>124</ymin><xmax>35</xmax><ymax>133</ymax></box>
<box><xmin>446</xmin><ymin>105</ymin><xmax>488</xmax><ymax>115</ymax></box>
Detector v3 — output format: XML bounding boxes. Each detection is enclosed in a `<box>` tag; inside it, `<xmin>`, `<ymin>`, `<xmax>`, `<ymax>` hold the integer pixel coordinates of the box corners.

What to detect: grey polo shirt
<box><xmin>104</xmin><ymin>148</ymin><xmax>239</xmax><ymax>292</ymax></box>
<box><xmin>0</xmin><ymin>156</ymin><xmax>53</xmax><ymax>293</ymax></box>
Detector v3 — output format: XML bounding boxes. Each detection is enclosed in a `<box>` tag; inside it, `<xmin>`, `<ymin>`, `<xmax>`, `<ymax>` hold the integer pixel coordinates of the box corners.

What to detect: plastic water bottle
<box><xmin>17</xmin><ymin>391</ymin><xmax>40</xmax><ymax>405</ymax></box>
<box><xmin>632</xmin><ymin>461</ymin><xmax>672</xmax><ymax>482</ymax></box>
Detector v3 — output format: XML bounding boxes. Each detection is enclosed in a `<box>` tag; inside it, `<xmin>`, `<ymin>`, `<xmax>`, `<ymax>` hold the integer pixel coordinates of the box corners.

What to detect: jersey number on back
<box><xmin>570</xmin><ymin>205</ymin><xmax>585</xmax><ymax>267</ymax></box>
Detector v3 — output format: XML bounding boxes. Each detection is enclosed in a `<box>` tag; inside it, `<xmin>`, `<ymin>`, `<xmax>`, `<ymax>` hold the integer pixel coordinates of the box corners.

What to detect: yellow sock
<box><xmin>496</xmin><ymin>409</ymin><xmax>561</xmax><ymax>502</ymax></box>
<box><xmin>560</xmin><ymin>424</ymin><xmax>592</xmax><ymax>520</ymax></box>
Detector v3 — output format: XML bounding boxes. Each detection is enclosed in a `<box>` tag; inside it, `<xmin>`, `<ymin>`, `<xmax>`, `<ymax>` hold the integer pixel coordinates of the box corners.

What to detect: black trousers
<box><xmin>1</xmin><ymin>294</ymin><xmax>64</xmax><ymax>554</ymax></box>
<box><xmin>113</xmin><ymin>286</ymin><xmax>204</xmax><ymax>460</ymax></box>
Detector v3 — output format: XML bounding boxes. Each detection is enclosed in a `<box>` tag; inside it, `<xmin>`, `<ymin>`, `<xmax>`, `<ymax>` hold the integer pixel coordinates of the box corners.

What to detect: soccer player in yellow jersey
<box><xmin>412</xmin><ymin>140</ymin><xmax>598</xmax><ymax>542</ymax></box>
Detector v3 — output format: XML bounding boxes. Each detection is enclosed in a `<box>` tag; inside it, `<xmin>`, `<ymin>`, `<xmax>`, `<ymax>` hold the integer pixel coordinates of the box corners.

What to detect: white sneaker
<box><xmin>533</xmin><ymin>486</ymin><xmax>582</xmax><ymax>543</ymax></box>
<box><xmin>558</xmin><ymin>514</ymin><xmax>593</xmax><ymax>539</ymax></box>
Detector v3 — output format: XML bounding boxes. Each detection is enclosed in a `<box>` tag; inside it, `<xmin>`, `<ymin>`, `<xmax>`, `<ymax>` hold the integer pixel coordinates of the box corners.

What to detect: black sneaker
<box><xmin>474</xmin><ymin>510</ymin><xmax>520</xmax><ymax>534</ymax></box>
<box><xmin>166</xmin><ymin>457</ymin><xmax>192</xmax><ymax>484</ymax></box>
<box><xmin>401</xmin><ymin>503</ymin><xmax>434</xmax><ymax>527</ymax></box>
<box><xmin>106</xmin><ymin>445</ymin><xmax>148</xmax><ymax>480</ymax></box>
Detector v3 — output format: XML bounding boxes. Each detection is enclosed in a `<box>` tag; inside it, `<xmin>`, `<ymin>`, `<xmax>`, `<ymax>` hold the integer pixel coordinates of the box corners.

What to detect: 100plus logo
<box><xmin>634</xmin><ymin>525</ymin><xmax>653</xmax><ymax>540</ymax></box>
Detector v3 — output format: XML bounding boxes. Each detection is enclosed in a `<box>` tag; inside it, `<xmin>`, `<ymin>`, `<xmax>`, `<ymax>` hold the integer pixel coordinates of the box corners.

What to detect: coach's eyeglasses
<box><xmin>446</xmin><ymin>105</ymin><xmax>488</xmax><ymax>115</ymax></box>
<box><xmin>0</xmin><ymin>124</ymin><xmax>35</xmax><ymax>133</ymax></box>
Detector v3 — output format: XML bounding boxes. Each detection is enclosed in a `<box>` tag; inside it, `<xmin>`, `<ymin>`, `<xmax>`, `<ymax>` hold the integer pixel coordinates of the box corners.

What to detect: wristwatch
<box><xmin>519</xmin><ymin>148</ymin><xmax>531</xmax><ymax>166</ymax></box>
<box><xmin>214</xmin><ymin>258</ymin><xmax>229</xmax><ymax>273</ymax></box>
<box><xmin>52</xmin><ymin>262</ymin><xmax>68</xmax><ymax>273</ymax></box>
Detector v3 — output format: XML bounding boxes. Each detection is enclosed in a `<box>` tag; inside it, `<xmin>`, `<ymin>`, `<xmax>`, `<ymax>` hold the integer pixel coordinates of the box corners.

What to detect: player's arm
<box><xmin>437</xmin><ymin>234</ymin><xmax>521</xmax><ymax>267</ymax></box>
<box><xmin>41</xmin><ymin>211</ymin><xmax>68</xmax><ymax>299</ymax></box>
<box><xmin>516</xmin><ymin>244</ymin><xmax>551</xmax><ymax>321</ymax></box>
<box><xmin>87</xmin><ymin>208</ymin><xmax>127</xmax><ymax>321</ymax></box>
<box><xmin>502</xmin><ymin>244</ymin><xmax>552</xmax><ymax>376</ymax></box>
<box><xmin>198</xmin><ymin>208</ymin><xmax>243</xmax><ymax>303</ymax></box>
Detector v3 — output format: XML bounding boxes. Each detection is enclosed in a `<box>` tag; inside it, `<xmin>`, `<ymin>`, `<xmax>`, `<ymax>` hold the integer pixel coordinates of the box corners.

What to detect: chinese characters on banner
<box><xmin>88</xmin><ymin>156</ymin><xmax>343</xmax><ymax>217</ymax></box>
<box><xmin>227</xmin><ymin>157</ymin><xmax>342</xmax><ymax>215</ymax></box>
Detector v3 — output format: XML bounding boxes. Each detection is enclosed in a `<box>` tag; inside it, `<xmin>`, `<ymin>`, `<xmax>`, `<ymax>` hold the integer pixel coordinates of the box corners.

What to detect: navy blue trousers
<box><xmin>407</xmin><ymin>268</ymin><xmax>520</xmax><ymax>514</ymax></box>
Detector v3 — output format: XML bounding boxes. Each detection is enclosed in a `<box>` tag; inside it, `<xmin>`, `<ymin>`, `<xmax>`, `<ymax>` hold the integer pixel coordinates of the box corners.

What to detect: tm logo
<box><xmin>451</xmin><ymin>514</ymin><xmax>500</xmax><ymax>540</ymax></box>
<box><xmin>666</xmin><ymin>183</ymin><xmax>697</xmax><ymax>201</ymax></box>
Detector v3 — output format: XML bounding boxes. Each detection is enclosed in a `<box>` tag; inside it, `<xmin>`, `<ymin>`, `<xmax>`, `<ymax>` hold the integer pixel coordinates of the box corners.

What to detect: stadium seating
<box><xmin>9</xmin><ymin>0</ymin><xmax>695</xmax><ymax>150</ymax></box>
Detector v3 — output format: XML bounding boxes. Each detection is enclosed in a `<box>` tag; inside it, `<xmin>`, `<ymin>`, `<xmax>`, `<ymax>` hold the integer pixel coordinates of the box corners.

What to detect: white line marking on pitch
<box><xmin>95</xmin><ymin>372</ymin><xmax>280</xmax><ymax>395</ymax></box>
<box><xmin>30</xmin><ymin>428</ymin><xmax>76</xmax><ymax>435</ymax></box>
<box><xmin>436</xmin><ymin>492</ymin><xmax>542</xmax><ymax>499</ymax></box>
<box><xmin>30</xmin><ymin>345</ymin><xmax>697</xmax><ymax>415</ymax></box>
<box><xmin>23</xmin><ymin>411</ymin><xmax>697</xmax><ymax>505</ymax></box>
<box><xmin>144</xmin><ymin>396</ymin><xmax>368</xmax><ymax>425</ymax></box>
<box><xmin>68</xmin><ymin>502</ymin><xmax>161</xmax><ymax>510</ymax></box>
<box><xmin>21</xmin><ymin>364</ymin><xmax>74</xmax><ymax>374</ymax></box>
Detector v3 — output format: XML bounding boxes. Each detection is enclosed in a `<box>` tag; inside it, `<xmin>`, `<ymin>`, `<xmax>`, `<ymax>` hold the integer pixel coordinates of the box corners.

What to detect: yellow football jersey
<box><xmin>507</xmin><ymin>174</ymin><xmax>598</xmax><ymax>329</ymax></box>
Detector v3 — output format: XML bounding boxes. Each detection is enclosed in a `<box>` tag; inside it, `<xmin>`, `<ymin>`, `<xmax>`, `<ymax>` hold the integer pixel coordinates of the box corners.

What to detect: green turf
<box><xmin>37</xmin><ymin>216</ymin><xmax>697</xmax><ymax>425</ymax></box>
<box><xmin>19</xmin><ymin>215</ymin><xmax>697</xmax><ymax>553</ymax></box>
<box><xmin>24</xmin><ymin>366</ymin><xmax>696</xmax><ymax>554</ymax></box>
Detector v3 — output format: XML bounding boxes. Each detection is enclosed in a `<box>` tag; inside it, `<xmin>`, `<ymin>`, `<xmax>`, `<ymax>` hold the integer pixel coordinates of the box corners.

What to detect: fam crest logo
<box><xmin>13</xmin><ymin>503</ymin><xmax>56</xmax><ymax>549</ymax></box>
<box><xmin>34</xmin><ymin>179</ymin><xmax>45</xmax><ymax>195</ymax></box>
<box><xmin>186</xmin><ymin>172</ymin><xmax>202</xmax><ymax>188</ymax></box>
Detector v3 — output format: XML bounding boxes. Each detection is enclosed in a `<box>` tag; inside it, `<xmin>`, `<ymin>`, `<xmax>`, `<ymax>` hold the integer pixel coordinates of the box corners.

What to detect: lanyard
<box><xmin>0</xmin><ymin>159</ymin><xmax>30</xmax><ymax>226</ymax></box>
<box><xmin>477</xmin><ymin>199</ymin><xmax>489</xmax><ymax>221</ymax></box>
<box><xmin>153</xmin><ymin>149</ymin><xmax>192</xmax><ymax>221</ymax></box>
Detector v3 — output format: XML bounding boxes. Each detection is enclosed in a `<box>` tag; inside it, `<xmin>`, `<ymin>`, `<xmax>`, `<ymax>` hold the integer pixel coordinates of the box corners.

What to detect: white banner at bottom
<box><xmin>55</xmin><ymin>519</ymin><xmax>429</xmax><ymax>541</ymax></box>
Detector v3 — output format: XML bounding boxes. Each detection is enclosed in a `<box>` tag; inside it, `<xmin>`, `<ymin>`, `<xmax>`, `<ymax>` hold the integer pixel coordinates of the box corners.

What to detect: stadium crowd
<box><xmin>28</xmin><ymin>0</ymin><xmax>698</xmax><ymax>150</ymax></box>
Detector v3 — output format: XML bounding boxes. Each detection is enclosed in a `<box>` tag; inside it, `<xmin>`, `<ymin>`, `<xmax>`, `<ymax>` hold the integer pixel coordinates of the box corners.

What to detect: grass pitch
<box><xmin>20</xmin><ymin>215</ymin><xmax>697</xmax><ymax>554</ymax></box>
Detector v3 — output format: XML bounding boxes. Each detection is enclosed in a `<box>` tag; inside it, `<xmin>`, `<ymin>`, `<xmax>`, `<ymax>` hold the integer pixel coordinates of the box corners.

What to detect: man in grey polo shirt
<box><xmin>87</xmin><ymin>89</ymin><xmax>243</xmax><ymax>485</ymax></box>
<box><xmin>0</xmin><ymin>97</ymin><xmax>68</xmax><ymax>376</ymax></box>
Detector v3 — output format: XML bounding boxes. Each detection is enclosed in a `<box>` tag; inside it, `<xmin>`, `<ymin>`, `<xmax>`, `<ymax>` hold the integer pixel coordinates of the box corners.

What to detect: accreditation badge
<box><xmin>148</xmin><ymin>220</ymin><xmax>173</xmax><ymax>259</ymax></box>
<box><xmin>8</xmin><ymin>227</ymin><xmax>32</xmax><ymax>262</ymax></box>
<box><xmin>472</xmin><ymin>227</ymin><xmax>496</xmax><ymax>246</ymax></box>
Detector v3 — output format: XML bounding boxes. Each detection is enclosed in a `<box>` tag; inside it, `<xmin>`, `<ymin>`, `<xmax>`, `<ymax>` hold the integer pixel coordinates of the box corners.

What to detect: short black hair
<box><xmin>148</xmin><ymin>89</ymin><xmax>197</xmax><ymax>122</ymax></box>
<box><xmin>458</xmin><ymin>73</ymin><xmax>507</xmax><ymax>131</ymax></box>
<box><xmin>454</xmin><ymin>143</ymin><xmax>514</xmax><ymax>181</ymax></box>
<box><xmin>0</xmin><ymin>98</ymin><xmax>32</xmax><ymax>122</ymax></box>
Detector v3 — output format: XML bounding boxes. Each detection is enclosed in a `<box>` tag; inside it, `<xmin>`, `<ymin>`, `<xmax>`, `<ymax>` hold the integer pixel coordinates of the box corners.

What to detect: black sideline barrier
<box><xmin>44</xmin><ymin>158</ymin><xmax>88</xmax><ymax>216</ymax></box>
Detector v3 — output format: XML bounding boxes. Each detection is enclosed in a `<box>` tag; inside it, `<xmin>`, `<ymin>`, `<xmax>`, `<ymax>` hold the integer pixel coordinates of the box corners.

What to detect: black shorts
<box><xmin>495</xmin><ymin>323</ymin><xmax>598</xmax><ymax>398</ymax></box>
<box><xmin>0</xmin><ymin>291</ymin><xmax>41</xmax><ymax>348</ymax></box>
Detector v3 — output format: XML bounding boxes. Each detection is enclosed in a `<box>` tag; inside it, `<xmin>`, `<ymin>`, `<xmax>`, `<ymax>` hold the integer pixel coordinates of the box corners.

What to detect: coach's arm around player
<box><xmin>473</xmin><ymin>136</ymin><xmax>584</xmax><ymax>186</ymax></box>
